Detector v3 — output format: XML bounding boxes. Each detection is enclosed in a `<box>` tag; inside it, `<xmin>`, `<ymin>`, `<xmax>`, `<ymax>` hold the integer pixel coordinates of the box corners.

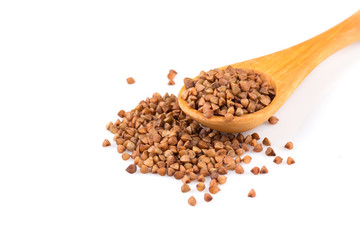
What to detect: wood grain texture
<box><xmin>179</xmin><ymin>10</ymin><xmax>360</xmax><ymax>133</ymax></box>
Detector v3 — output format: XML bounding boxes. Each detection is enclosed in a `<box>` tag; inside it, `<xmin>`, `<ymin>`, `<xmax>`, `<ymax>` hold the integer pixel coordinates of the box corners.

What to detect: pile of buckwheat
<box><xmin>104</xmin><ymin>68</ymin><xmax>295</xmax><ymax>206</ymax></box>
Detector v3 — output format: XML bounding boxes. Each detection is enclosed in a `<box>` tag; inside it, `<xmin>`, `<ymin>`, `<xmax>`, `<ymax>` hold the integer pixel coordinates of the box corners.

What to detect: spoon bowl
<box><xmin>178</xmin><ymin>10</ymin><xmax>360</xmax><ymax>133</ymax></box>
<box><xmin>179</xmin><ymin>69</ymin><xmax>278</xmax><ymax>133</ymax></box>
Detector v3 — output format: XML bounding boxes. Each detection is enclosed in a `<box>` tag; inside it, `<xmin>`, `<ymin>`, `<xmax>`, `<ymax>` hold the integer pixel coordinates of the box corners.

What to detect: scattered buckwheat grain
<box><xmin>251</xmin><ymin>133</ymin><xmax>260</xmax><ymax>140</ymax></box>
<box><xmin>210</xmin><ymin>171</ymin><xmax>219</xmax><ymax>180</ymax></box>
<box><xmin>265</xmin><ymin>147</ymin><xmax>276</xmax><ymax>156</ymax></box>
<box><xmin>262</xmin><ymin>137</ymin><xmax>271</xmax><ymax>146</ymax></box>
<box><xmin>117</xmin><ymin>110</ymin><xmax>125</xmax><ymax>118</ymax></box>
<box><xmin>273</xmin><ymin>156</ymin><xmax>283</xmax><ymax>164</ymax></box>
<box><xmin>235</xmin><ymin>164</ymin><xmax>244</xmax><ymax>174</ymax></box>
<box><xmin>140</xmin><ymin>165</ymin><xmax>150</xmax><ymax>174</ymax></box>
<box><xmin>122</xmin><ymin>153</ymin><xmax>130</xmax><ymax>160</ymax></box>
<box><xmin>209</xmin><ymin>179</ymin><xmax>218</xmax><ymax>188</ymax></box>
<box><xmin>181</xmin><ymin>184</ymin><xmax>191</xmax><ymax>193</ymax></box>
<box><xmin>217</xmin><ymin>176</ymin><xmax>227</xmax><ymax>185</ymax></box>
<box><xmin>125</xmin><ymin>164</ymin><xmax>137</xmax><ymax>174</ymax></box>
<box><xmin>102</xmin><ymin>139</ymin><xmax>111</xmax><ymax>147</ymax></box>
<box><xmin>251</xmin><ymin>167</ymin><xmax>260</xmax><ymax>175</ymax></box>
<box><xmin>198</xmin><ymin>175</ymin><xmax>205</xmax><ymax>182</ymax></box>
<box><xmin>167</xmin><ymin>69</ymin><xmax>177</xmax><ymax>81</ymax></box>
<box><xmin>268</xmin><ymin>116</ymin><xmax>279</xmax><ymax>124</ymax></box>
<box><xmin>248</xmin><ymin>189</ymin><xmax>256</xmax><ymax>198</ymax></box>
<box><xmin>117</xmin><ymin>145</ymin><xmax>125</xmax><ymax>153</ymax></box>
<box><xmin>196</xmin><ymin>182</ymin><xmax>205</xmax><ymax>192</ymax></box>
<box><xmin>126</xmin><ymin>77</ymin><xmax>135</xmax><ymax>84</ymax></box>
<box><xmin>204</xmin><ymin>193</ymin><xmax>213</xmax><ymax>202</ymax></box>
<box><xmin>182</xmin><ymin>175</ymin><xmax>191</xmax><ymax>184</ymax></box>
<box><xmin>209</xmin><ymin>185</ymin><xmax>221</xmax><ymax>194</ymax></box>
<box><xmin>106</xmin><ymin>122</ymin><xmax>113</xmax><ymax>130</ymax></box>
<box><xmin>188</xmin><ymin>196</ymin><xmax>197</xmax><ymax>206</ymax></box>
<box><xmin>243</xmin><ymin>155</ymin><xmax>252</xmax><ymax>164</ymax></box>
<box><xmin>242</xmin><ymin>143</ymin><xmax>250</xmax><ymax>152</ymax></box>
<box><xmin>284</xmin><ymin>141</ymin><xmax>294</xmax><ymax>150</ymax></box>
<box><xmin>260</xmin><ymin>166</ymin><xmax>268</xmax><ymax>174</ymax></box>
<box><xmin>253</xmin><ymin>144</ymin><xmax>263</xmax><ymax>152</ymax></box>
<box><xmin>287</xmin><ymin>157</ymin><xmax>295</xmax><ymax>165</ymax></box>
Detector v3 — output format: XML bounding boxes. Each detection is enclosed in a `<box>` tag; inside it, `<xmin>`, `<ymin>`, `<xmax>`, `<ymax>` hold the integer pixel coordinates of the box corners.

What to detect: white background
<box><xmin>1</xmin><ymin>1</ymin><xmax>360</xmax><ymax>239</ymax></box>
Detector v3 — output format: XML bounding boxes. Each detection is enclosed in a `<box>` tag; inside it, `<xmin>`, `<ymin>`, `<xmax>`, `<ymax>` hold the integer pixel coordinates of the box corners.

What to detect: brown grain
<box><xmin>235</xmin><ymin>164</ymin><xmax>244</xmax><ymax>174</ymax></box>
<box><xmin>251</xmin><ymin>133</ymin><xmax>260</xmax><ymax>140</ymax></box>
<box><xmin>217</xmin><ymin>176</ymin><xmax>227</xmax><ymax>185</ymax></box>
<box><xmin>210</xmin><ymin>171</ymin><xmax>219</xmax><ymax>180</ymax></box>
<box><xmin>253</xmin><ymin>144</ymin><xmax>263</xmax><ymax>152</ymax></box>
<box><xmin>251</xmin><ymin>167</ymin><xmax>260</xmax><ymax>175</ymax></box>
<box><xmin>248</xmin><ymin>189</ymin><xmax>256</xmax><ymax>198</ymax></box>
<box><xmin>260</xmin><ymin>166</ymin><xmax>268</xmax><ymax>174</ymax></box>
<box><xmin>188</xmin><ymin>196</ymin><xmax>197</xmax><ymax>206</ymax></box>
<box><xmin>224</xmin><ymin>113</ymin><xmax>234</xmax><ymax>122</ymax></box>
<box><xmin>198</xmin><ymin>175</ymin><xmax>205</xmax><ymax>182</ymax></box>
<box><xmin>167</xmin><ymin>69</ymin><xmax>177</xmax><ymax>81</ymax></box>
<box><xmin>102</xmin><ymin>139</ymin><xmax>111</xmax><ymax>147</ymax></box>
<box><xmin>182</xmin><ymin>175</ymin><xmax>191</xmax><ymax>184</ymax></box>
<box><xmin>242</xmin><ymin>143</ymin><xmax>250</xmax><ymax>152</ymax></box>
<box><xmin>126</xmin><ymin>77</ymin><xmax>135</xmax><ymax>84</ymax></box>
<box><xmin>209</xmin><ymin>185</ymin><xmax>221</xmax><ymax>194</ymax></box>
<box><xmin>204</xmin><ymin>193</ymin><xmax>213</xmax><ymax>202</ymax></box>
<box><xmin>117</xmin><ymin>110</ymin><xmax>125</xmax><ymax>118</ymax></box>
<box><xmin>196</xmin><ymin>182</ymin><xmax>205</xmax><ymax>192</ymax></box>
<box><xmin>106</xmin><ymin>122</ymin><xmax>113</xmax><ymax>130</ymax></box>
<box><xmin>250</xmin><ymin>139</ymin><xmax>258</xmax><ymax>147</ymax></box>
<box><xmin>117</xmin><ymin>145</ymin><xmax>125</xmax><ymax>153</ymax></box>
<box><xmin>189</xmin><ymin>172</ymin><xmax>198</xmax><ymax>181</ymax></box>
<box><xmin>140</xmin><ymin>165</ymin><xmax>150</xmax><ymax>174</ymax></box>
<box><xmin>126</xmin><ymin>164</ymin><xmax>137</xmax><ymax>174</ymax></box>
<box><xmin>262</xmin><ymin>137</ymin><xmax>271</xmax><ymax>146</ymax></box>
<box><xmin>273</xmin><ymin>156</ymin><xmax>283</xmax><ymax>164</ymax></box>
<box><xmin>284</xmin><ymin>141</ymin><xmax>294</xmax><ymax>150</ymax></box>
<box><xmin>287</xmin><ymin>157</ymin><xmax>295</xmax><ymax>165</ymax></box>
<box><xmin>268</xmin><ymin>116</ymin><xmax>279</xmax><ymax>124</ymax></box>
<box><xmin>181</xmin><ymin>184</ymin><xmax>191</xmax><ymax>193</ymax></box>
<box><xmin>122</xmin><ymin>153</ymin><xmax>130</xmax><ymax>160</ymax></box>
<box><xmin>157</xmin><ymin>167</ymin><xmax>166</xmax><ymax>176</ymax></box>
<box><xmin>265</xmin><ymin>147</ymin><xmax>276</xmax><ymax>156</ymax></box>
<box><xmin>243</xmin><ymin>155</ymin><xmax>252</xmax><ymax>164</ymax></box>
<box><xmin>209</xmin><ymin>179</ymin><xmax>218</xmax><ymax>188</ymax></box>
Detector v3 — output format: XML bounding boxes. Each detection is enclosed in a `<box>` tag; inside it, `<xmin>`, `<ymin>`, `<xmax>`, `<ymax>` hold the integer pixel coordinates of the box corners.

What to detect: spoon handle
<box><xmin>273</xmin><ymin>10</ymin><xmax>360</xmax><ymax>94</ymax></box>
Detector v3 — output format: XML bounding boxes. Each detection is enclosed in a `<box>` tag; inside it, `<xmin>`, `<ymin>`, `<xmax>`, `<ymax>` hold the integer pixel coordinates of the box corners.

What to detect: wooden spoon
<box><xmin>179</xmin><ymin>10</ymin><xmax>360</xmax><ymax>133</ymax></box>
